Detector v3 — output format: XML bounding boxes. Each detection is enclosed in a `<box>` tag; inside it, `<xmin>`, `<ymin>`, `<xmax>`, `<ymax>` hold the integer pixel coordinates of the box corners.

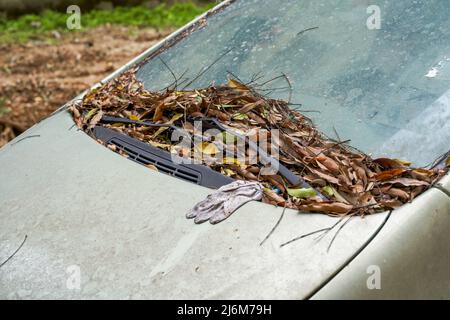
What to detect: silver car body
<box><xmin>0</xmin><ymin>0</ymin><xmax>449</xmax><ymax>299</ymax></box>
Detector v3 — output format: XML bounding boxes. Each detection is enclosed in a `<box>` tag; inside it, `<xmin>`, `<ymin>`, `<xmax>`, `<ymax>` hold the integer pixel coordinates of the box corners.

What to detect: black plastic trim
<box><xmin>93</xmin><ymin>126</ymin><xmax>234</xmax><ymax>189</ymax></box>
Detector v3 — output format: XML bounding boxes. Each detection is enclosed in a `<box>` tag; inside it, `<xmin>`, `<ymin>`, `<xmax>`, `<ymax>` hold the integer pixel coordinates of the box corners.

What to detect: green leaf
<box><xmin>232</xmin><ymin>113</ymin><xmax>249</xmax><ymax>121</ymax></box>
<box><xmin>84</xmin><ymin>108</ymin><xmax>98</xmax><ymax>121</ymax></box>
<box><xmin>287</xmin><ymin>188</ymin><xmax>317</xmax><ymax>199</ymax></box>
<box><xmin>128</xmin><ymin>115</ymin><xmax>140</xmax><ymax>121</ymax></box>
<box><xmin>152</xmin><ymin>113</ymin><xmax>183</xmax><ymax>139</ymax></box>
<box><xmin>322</xmin><ymin>186</ymin><xmax>334</xmax><ymax>197</ymax></box>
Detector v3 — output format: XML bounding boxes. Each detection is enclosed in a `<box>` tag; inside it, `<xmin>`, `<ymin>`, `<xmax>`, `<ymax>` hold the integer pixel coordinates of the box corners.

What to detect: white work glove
<box><xmin>186</xmin><ymin>181</ymin><xmax>263</xmax><ymax>224</ymax></box>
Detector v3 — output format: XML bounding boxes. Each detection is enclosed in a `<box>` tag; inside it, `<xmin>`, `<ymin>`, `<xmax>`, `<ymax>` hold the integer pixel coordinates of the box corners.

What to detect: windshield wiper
<box><xmin>99</xmin><ymin>115</ymin><xmax>327</xmax><ymax>199</ymax></box>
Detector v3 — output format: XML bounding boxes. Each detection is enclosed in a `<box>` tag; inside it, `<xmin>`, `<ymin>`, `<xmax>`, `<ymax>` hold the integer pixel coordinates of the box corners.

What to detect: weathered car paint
<box><xmin>0</xmin><ymin>111</ymin><xmax>389</xmax><ymax>299</ymax></box>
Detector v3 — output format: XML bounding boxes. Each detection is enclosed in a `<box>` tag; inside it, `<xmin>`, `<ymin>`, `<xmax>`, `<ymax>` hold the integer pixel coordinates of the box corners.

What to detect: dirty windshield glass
<box><xmin>137</xmin><ymin>0</ymin><xmax>450</xmax><ymax>167</ymax></box>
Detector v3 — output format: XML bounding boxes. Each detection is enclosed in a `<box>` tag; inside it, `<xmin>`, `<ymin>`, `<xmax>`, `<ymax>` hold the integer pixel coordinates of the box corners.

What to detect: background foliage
<box><xmin>0</xmin><ymin>1</ymin><xmax>215</xmax><ymax>43</ymax></box>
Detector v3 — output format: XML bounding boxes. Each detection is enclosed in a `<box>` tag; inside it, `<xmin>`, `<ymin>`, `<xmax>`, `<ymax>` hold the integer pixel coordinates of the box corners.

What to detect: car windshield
<box><xmin>137</xmin><ymin>0</ymin><xmax>450</xmax><ymax>167</ymax></box>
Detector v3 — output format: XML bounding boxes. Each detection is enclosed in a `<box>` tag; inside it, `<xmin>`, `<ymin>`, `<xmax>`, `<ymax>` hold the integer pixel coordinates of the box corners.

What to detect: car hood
<box><xmin>0</xmin><ymin>110</ymin><xmax>389</xmax><ymax>299</ymax></box>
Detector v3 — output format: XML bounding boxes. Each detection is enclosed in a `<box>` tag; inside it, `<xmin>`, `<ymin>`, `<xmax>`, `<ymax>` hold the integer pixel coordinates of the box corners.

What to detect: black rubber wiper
<box><xmin>99</xmin><ymin>115</ymin><xmax>326</xmax><ymax>199</ymax></box>
<box><xmin>93</xmin><ymin>124</ymin><xmax>234</xmax><ymax>189</ymax></box>
<box><xmin>188</xmin><ymin>117</ymin><xmax>303</xmax><ymax>185</ymax></box>
<box><xmin>188</xmin><ymin>117</ymin><xmax>327</xmax><ymax>198</ymax></box>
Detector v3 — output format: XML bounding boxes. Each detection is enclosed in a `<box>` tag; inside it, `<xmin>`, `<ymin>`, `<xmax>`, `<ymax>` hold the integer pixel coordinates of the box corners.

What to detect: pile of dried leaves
<box><xmin>70</xmin><ymin>68</ymin><xmax>448</xmax><ymax>216</ymax></box>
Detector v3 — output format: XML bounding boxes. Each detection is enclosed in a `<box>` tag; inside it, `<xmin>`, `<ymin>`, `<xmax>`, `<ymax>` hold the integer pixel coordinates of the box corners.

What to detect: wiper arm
<box><xmin>188</xmin><ymin>117</ymin><xmax>300</xmax><ymax>183</ymax></box>
<box><xmin>101</xmin><ymin>115</ymin><xmax>177</xmax><ymax>130</ymax></box>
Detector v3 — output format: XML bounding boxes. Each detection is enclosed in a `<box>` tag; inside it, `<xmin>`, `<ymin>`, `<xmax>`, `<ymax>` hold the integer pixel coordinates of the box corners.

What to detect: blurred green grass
<box><xmin>0</xmin><ymin>2</ymin><xmax>215</xmax><ymax>43</ymax></box>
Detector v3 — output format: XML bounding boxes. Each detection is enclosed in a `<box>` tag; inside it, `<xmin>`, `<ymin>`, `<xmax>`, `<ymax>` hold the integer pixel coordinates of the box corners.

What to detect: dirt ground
<box><xmin>0</xmin><ymin>25</ymin><xmax>171</xmax><ymax>147</ymax></box>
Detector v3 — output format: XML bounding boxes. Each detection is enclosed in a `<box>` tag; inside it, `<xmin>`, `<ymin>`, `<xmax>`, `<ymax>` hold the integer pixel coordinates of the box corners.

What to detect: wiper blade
<box><xmin>188</xmin><ymin>117</ymin><xmax>327</xmax><ymax>199</ymax></box>
<box><xmin>99</xmin><ymin>115</ymin><xmax>327</xmax><ymax>199</ymax></box>
<box><xmin>93</xmin><ymin>125</ymin><xmax>234</xmax><ymax>189</ymax></box>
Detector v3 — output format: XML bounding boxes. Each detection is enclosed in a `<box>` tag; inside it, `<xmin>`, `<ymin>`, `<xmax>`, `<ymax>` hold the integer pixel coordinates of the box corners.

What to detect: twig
<box><xmin>257</xmin><ymin>86</ymin><xmax>290</xmax><ymax>92</ymax></box>
<box><xmin>333</xmin><ymin>126</ymin><xmax>341</xmax><ymax>142</ymax></box>
<box><xmin>10</xmin><ymin>135</ymin><xmax>41</xmax><ymax>146</ymax></box>
<box><xmin>280</xmin><ymin>218</ymin><xmax>342</xmax><ymax>248</ymax></box>
<box><xmin>254</xmin><ymin>74</ymin><xmax>286</xmax><ymax>88</ymax></box>
<box><xmin>281</xmin><ymin>227</ymin><xmax>329</xmax><ymax>248</ymax></box>
<box><xmin>176</xmin><ymin>101</ymin><xmax>188</xmax><ymax>124</ymax></box>
<box><xmin>246</xmin><ymin>71</ymin><xmax>265</xmax><ymax>86</ymax></box>
<box><xmin>287</xmin><ymin>103</ymin><xmax>322</xmax><ymax>113</ymax></box>
<box><xmin>327</xmin><ymin>215</ymin><xmax>353</xmax><ymax>252</ymax></box>
<box><xmin>175</xmin><ymin>72</ymin><xmax>191</xmax><ymax>89</ymax></box>
<box><xmin>281</xmin><ymin>72</ymin><xmax>293</xmax><ymax>104</ymax></box>
<box><xmin>297</xmin><ymin>26</ymin><xmax>319</xmax><ymax>37</ymax></box>
<box><xmin>260</xmin><ymin>204</ymin><xmax>287</xmax><ymax>246</ymax></box>
<box><xmin>0</xmin><ymin>235</ymin><xmax>27</xmax><ymax>269</ymax></box>
<box><xmin>429</xmin><ymin>150</ymin><xmax>450</xmax><ymax>169</ymax></box>
<box><xmin>159</xmin><ymin>57</ymin><xmax>180</xmax><ymax>91</ymax></box>
<box><xmin>226</xmin><ymin>70</ymin><xmax>245</xmax><ymax>84</ymax></box>
<box><xmin>313</xmin><ymin>216</ymin><xmax>347</xmax><ymax>242</ymax></box>
<box><xmin>314</xmin><ymin>139</ymin><xmax>352</xmax><ymax>157</ymax></box>
<box><xmin>296</xmin><ymin>110</ymin><xmax>321</xmax><ymax>113</ymax></box>
<box><xmin>182</xmin><ymin>47</ymin><xmax>234</xmax><ymax>89</ymax></box>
